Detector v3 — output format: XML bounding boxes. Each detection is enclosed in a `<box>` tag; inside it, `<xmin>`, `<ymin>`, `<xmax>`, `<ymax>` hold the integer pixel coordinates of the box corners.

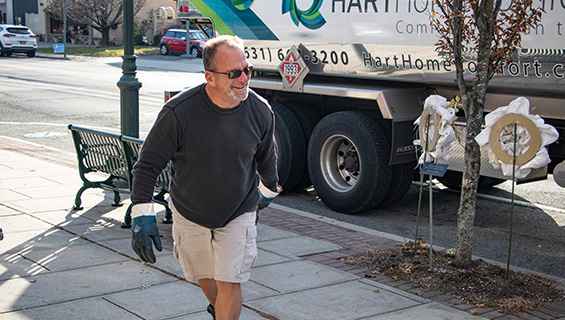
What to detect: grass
<box><xmin>37</xmin><ymin>45</ymin><xmax>159</xmax><ymax>57</ymax></box>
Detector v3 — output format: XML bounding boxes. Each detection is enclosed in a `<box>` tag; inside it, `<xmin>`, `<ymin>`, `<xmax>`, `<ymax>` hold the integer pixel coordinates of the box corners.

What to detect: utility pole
<box><xmin>117</xmin><ymin>0</ymin><xmax>142</xmax><ymax>138</ymax></box>
<box><xmin>63</xmin><ymin>0</ymin><xmax>67</xmax><ymax>58</ymax></box>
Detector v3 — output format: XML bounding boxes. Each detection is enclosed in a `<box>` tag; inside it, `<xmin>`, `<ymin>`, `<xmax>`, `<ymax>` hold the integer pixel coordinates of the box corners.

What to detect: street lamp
<box><xmin>116</xmin><ymin>0</ymin><xmax>142</xmax><ymax>138</ymax></box>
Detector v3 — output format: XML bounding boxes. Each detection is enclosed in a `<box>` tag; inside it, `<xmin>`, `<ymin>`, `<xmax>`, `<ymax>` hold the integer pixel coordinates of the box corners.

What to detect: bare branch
<box><xmin>44</xmin><ymin>0</ymin><xmax>147</xmax><ymax>46</ymax></box>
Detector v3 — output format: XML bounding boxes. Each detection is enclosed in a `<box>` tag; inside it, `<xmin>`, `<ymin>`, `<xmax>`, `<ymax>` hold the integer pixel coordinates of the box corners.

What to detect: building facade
<box><xmin>1</xmin><ymin>0</ymin><xmax>38</xmax><ymax>25</ymax></box>
<box><xmin>2</xmin><ymin>0</ymin><xmax>192</xmax><ymax>46</ymax></box>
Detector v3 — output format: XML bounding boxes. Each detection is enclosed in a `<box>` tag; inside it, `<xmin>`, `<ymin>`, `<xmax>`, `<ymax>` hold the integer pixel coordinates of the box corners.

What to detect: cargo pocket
<box><xmin>242</xmin><ymin>224</ymin><xmax>258</xmax><ymax>271</ymax></box>
<box><xmin>172</xmin><ymin>225</ymin><xmax>180</xmax><ymax>260</ymax></box>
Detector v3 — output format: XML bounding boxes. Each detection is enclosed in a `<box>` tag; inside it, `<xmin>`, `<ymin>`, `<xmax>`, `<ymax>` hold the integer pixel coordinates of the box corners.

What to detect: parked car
<box><xmin>0</xmin><ymin>24</ymin><xmax>37</xmax><ymax>57</ymax></box>
<box><xmin>159</xmin><ymin>29</ymin><xmax>208</xmax><ymax>57</ymax></box>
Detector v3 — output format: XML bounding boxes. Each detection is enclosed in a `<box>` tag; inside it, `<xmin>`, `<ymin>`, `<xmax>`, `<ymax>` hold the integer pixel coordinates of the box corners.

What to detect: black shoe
<box><xmin>207</xmin><ymin>304</ymin><xmax>215</xmax><ymax>319</ymax></box>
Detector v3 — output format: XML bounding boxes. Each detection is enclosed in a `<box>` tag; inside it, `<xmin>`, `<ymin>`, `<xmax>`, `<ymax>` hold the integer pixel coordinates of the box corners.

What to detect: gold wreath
<box><xmin>488</xmin><ymin>114</ymin><xmax>541</xmax><ymax>165</ymax></box>
<box><xmin>419</xmin><ymin>108</ymin><xmax>441</xmax><ymax>152</ymax></box>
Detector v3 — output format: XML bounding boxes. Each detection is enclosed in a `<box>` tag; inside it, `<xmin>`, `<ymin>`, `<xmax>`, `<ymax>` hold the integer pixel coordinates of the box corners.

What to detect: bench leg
<box><xmin>163</xmin><ymin>205</ymin><xmax>173</xmax><ymax>224</ymax></box>
<box><xmin>121</xmin><ymin>204</ymin><xmax>132</xmax><ymax>229</ymax></box>
<box><xmin>73</xmin><ymin>185</ymin><xmax>90</xmax><ymax>210</ymax></box>
<box><xmin>154</xmin><ymin>190</ymin><xmax>173</xmax><ymax>224</ymax></box>
<box><xmin>111</xmin><ymin>191</ymin><xmax>123</xmax><ymax>207</ymax></box>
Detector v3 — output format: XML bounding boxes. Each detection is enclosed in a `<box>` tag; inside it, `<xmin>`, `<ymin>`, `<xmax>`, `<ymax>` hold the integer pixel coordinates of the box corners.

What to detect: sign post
<box><xmin>419</xmin><ymin>162</ymin><xmax>448</xmax><ymax>271</ymax></box>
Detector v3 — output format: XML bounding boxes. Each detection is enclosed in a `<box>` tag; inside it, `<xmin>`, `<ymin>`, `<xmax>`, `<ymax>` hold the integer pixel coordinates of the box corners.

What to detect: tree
<box><xmin>45</xmin><ymin>0</ymin><xmax>147</xmax><ymax>46</ymax></box>
<box><xmin>430</xmin><ymin>0</ymin><xmax>543</xmax><ymax>267</ymax></box>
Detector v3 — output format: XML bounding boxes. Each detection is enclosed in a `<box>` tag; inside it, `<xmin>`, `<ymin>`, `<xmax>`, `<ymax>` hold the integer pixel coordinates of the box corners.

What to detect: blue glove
<box><xmin>258</xmin><ymin>181</ymin><xmax>282</xmax><ymax>210</ymax></box>
<box><xmin>131</xmin><ymin>209</ymin><xmax>162</xmax><ymax>263</ymax></box>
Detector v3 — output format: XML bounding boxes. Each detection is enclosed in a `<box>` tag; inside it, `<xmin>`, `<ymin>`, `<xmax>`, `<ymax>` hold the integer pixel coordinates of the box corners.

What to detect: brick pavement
<box><xmin>258</xmin><ymin>208</ymin><xmax>565</xmax><ymax>320</ymax></box>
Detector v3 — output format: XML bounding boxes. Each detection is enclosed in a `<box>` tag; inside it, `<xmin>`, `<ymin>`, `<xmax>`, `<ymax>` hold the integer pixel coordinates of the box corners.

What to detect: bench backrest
<box><xmin>68</xmin><ymin>125</ymin><xmax>129</xmax><ymax>181</ymax></box>
<box><xmin>69</xmin><ymin>124</ymin><xmax>172</xmax><ymax>193</ymax></box>
<box><xmin>121</xmin><ymin>135</ymin><xmax>172</xmax><ymax>192</ymax></box>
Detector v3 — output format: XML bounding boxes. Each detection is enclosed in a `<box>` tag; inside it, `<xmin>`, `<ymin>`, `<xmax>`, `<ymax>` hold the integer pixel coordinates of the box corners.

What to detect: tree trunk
<box><xmin>454</xmin><ymin>0</ymin><xmax>496</xmax><ymax>267</ymax></box>
<box><xmin>101</xmin><ymin>28</ymin><xmax>111</xmax><ymax>46</ymax></box>
<box><xmin>455</xmin><ymin>100</ymin><xmax>482</xmax><ymax>267</ymax></box>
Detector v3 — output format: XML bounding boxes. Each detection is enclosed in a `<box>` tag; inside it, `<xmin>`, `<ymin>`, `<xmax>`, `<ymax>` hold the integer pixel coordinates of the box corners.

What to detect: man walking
<box><xmin>130</xmin><ymin>35</ymin><xmax>281</xmax><ymax>320</ymax></box>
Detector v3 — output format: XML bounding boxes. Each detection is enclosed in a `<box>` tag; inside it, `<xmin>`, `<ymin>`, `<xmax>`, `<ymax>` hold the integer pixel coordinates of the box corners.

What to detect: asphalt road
<box><xmin>1</xmin><ymin>51</ymin><xmax>564</xmax><ymax>280</ymax></box>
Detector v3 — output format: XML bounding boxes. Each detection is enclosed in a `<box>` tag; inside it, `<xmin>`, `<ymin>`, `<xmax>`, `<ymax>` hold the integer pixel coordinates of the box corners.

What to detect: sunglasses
<box><xmin>208</xmin><ymin>65</ymin><xmax>253</xmax><ymax>79</ymax></box>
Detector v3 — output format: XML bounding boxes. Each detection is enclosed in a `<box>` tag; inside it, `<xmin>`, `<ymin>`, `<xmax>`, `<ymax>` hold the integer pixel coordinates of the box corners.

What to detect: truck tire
<box><xmin>308</xmin><ymin>111</ymin><xmax>392</xmax><ymax>213</ymax></box>
<box><xmin>286</xmin><ymin>103</ymin><xmax>321</xmax><ymax>188</ymax></box>
<box><xmin>377</xmin><ymin>162</ymin><xmax>415</xmax><ymax>208</ymax></box>
<box><xmin>437</xmin><ymin>170</ymin><xmax>506</xmax><ymax>190</ymax></box>
<box><xmin>272</xmin><ymin>103</ymin><xmax>306</xmax><ymax>191</ymax></box>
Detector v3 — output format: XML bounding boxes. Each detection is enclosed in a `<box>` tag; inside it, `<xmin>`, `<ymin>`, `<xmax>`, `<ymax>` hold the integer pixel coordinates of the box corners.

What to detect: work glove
<box><xmin>256</xmin><ymin>181</ymin><xmax>282</xmax><ymax>225</ymax></box>
<box><xmin>258</xmin><ymin>181</ymin><xmax>282</xmax><ymax>210</ymax></box>
<box><xmin>131</xmin><ymin>203</ymin><xmax>162</xmax><ymax>263</ymax></box>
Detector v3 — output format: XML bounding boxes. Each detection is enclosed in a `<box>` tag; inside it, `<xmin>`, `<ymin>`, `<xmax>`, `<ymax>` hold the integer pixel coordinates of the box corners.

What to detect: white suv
<box><xmin>0</xmin><ymin>24</ymin><xmax>37</xmax><ymax>57</ymax></box>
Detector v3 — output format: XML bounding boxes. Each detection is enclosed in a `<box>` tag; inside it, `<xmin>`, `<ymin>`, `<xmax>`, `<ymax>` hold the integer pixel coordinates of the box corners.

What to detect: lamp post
<box><xmin>63</xmin><ymin>0</ymin><xmax>67</xmax><ymax>58</ymax></box>
<box><xmin>117</xmin><ymin>0</ymin><xmax>142</xmax><ymax>138</ymax></box>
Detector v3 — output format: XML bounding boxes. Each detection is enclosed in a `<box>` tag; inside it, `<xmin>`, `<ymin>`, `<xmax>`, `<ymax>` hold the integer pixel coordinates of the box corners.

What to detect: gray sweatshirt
<box><xmin>131</xmin><ymin>84</ymin><xmax>278</xmax><ymax>228</ymax></box>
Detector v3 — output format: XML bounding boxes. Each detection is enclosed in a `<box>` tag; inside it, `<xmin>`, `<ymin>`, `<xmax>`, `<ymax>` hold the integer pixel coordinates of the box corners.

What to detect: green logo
<box><xmin>282</xmin><ymin>0</ymin><xmax>326</xmax><ymax>30</ymax></box>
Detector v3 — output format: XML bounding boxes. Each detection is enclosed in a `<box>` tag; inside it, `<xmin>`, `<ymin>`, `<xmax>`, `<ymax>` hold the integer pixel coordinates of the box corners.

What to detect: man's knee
<box><xmin>216</xmin><ymin>281</ymin><xmax>241</xmax><ymax>294</ymax></box>
<box><xmin>216</xmin><ymin>281</ymin><xmax>240</xmax><ymax>289</ymax></box>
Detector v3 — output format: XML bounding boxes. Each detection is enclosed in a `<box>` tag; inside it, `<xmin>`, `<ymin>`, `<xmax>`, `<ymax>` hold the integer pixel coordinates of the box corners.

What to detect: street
<box><xmin>0</xmin><ymin>54</ymin><xmax>205</xmax><ymax>154</ymax></box>
<box><xmin>1</xmin><ymin>53</ymin><xmax>564</xmax><ymax>280</ymax></box>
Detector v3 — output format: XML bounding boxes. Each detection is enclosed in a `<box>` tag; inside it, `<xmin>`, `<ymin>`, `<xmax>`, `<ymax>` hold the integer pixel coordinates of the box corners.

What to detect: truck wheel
<box><xmin>377</xmin><ymin>162</ymin><xmax>415</xmax><ymax>208</ymax></box>
<box><xmin>286</xmin><ymin>103</ymin><xmax>321</xmax><ymax>188</ymax></box>
<box><xmin>272</xmin><ymin>103</ymin><xmax>306</xmax><ymax>191</ymax></box>
<box><xmin>308</xmin><ymin>111</ymin><xmax>392</xmax><ymax>214</ymax></box>
<box><xmin>437</xmin><ymin>170</ymin><xmax>505</xmax><ymax>190</ymax></box>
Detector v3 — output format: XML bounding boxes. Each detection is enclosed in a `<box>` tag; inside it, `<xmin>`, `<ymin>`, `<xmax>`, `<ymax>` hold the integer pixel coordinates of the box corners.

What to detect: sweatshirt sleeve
<box><xmin>255</xmin><ymin>107</ymin><xmax>279</xmax><ymax>191</ymax></box>
<box><xmin>131</xmin><ymin>106</ymin><xmax>180</xmax><ymax>204</ymax></box>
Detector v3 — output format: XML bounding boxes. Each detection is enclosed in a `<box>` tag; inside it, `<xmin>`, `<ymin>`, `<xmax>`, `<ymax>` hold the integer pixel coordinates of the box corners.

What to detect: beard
<box><xmin>228</xmin><ymin>83</ymin><xmax>249</xmax><ymax>103</ymax></box>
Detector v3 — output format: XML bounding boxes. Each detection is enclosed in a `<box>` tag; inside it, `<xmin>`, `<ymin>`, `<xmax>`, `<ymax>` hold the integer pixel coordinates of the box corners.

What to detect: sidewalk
<box><xmin>1</xmin><ymin>136</ymin><xmax>564</xmax><ymax>320</ymax></box>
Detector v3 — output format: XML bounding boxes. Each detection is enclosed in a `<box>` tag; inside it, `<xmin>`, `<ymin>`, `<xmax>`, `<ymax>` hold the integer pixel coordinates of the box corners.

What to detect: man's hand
<box><xmin>258</xmin><ymin>181</ymin><xmax>282</xmax><ymax>210</ymax></box>
<box><xmin>131</xmin><ymin>203</ymin><xmax>162</xmax><ymax>263</ymax></box>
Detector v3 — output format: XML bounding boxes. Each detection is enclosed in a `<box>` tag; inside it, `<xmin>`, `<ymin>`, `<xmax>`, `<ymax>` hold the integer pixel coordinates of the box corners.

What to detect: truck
<box><xmin>181</xmin><ymin>0</ymin><xmax>564</xmax><ymax>214</ymax></box>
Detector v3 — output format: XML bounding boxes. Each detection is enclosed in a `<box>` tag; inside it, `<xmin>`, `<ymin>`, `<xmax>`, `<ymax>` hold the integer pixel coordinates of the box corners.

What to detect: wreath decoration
<box><xmin>475</xmin><ymin>97</ymin><xmax>559</xmax><ymax>179</ymax></box>
<box><xmin>413</xmin><ymin>95</ymin><xmax>457</xmax><ymax>164</ymax></box>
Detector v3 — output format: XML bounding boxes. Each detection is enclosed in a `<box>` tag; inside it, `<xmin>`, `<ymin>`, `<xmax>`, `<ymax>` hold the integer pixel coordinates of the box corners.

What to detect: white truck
<box><xmin>182</xmin><ymin>0</ymin><xmax>564</xmax><ymax>214</ymax></box>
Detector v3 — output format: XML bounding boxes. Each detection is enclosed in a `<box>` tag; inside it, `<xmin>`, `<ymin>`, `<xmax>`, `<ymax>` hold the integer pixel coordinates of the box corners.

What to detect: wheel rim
<box><xmin>160</xmin><ymin>45</ymin><xmax>167</xmax><ymax>55</ymax></box>
<box><xmin>191</xmin><ymin>47</ymin><xmax>198</xmax><ymax>55</ymax></box>
<box><xmin>319</xmin><ymin>134</ymin><xmax>361</xmax><ymax>192</ymax></box>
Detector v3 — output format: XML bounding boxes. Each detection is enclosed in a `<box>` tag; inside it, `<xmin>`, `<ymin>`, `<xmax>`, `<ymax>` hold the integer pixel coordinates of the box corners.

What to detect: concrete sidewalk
<box><xmin>1</xmin><ymin>136</ymin><xmax>563</xmax><ymax>319</ymax></box>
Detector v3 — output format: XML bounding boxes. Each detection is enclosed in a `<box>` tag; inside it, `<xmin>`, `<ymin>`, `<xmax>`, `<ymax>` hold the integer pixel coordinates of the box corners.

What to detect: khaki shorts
<box><xmin>171</xmin><ymin>202</ymin><xmax>257</xmax><ymax>283</ymax></box>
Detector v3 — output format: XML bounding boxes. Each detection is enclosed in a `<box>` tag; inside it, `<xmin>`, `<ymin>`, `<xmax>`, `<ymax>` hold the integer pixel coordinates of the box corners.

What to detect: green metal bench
<box><xmin>68</xmin><ymin>124</ymin><xmax>172</xmax><ymax>228</ymax></box>
<box><xmin>120</xmin><ymin>135</ymin><xmax>173</xmax><ymax>227</ymax></box>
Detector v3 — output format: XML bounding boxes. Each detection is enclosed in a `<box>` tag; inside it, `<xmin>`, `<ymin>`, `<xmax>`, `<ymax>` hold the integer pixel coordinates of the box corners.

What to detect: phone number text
<box><xmin>244</xmin><ymin>47</ymin><xmax>349</xmax><ymax>66</ymax></box>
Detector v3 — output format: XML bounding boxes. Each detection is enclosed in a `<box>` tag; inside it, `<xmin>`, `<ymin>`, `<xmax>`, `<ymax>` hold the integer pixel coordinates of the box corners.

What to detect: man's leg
<box><xmin>198</xmin><ymin>278</ymin><xmax>218</xmax><ymax>306</ymax></box>
<box><xmin>171</xmin><ymin>206</ymin><xmax>218</xmax><ymax>316</ymax></box>
<box><xmin>211</xmin><ymin>211</ymin><xmax>256</xmax><ymax>319</ymax></box>
<box><xmin>215</xmin><ymin>281</ymin><xmax>242</xmax><ymax>320</ymax></box>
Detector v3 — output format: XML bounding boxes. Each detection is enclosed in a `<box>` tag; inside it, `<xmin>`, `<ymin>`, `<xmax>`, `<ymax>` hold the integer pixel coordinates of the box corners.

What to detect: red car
<box><xmin>159</xmin><ymin>29</ymin><xmax>208</xmax><ymax>57</ymax></box>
